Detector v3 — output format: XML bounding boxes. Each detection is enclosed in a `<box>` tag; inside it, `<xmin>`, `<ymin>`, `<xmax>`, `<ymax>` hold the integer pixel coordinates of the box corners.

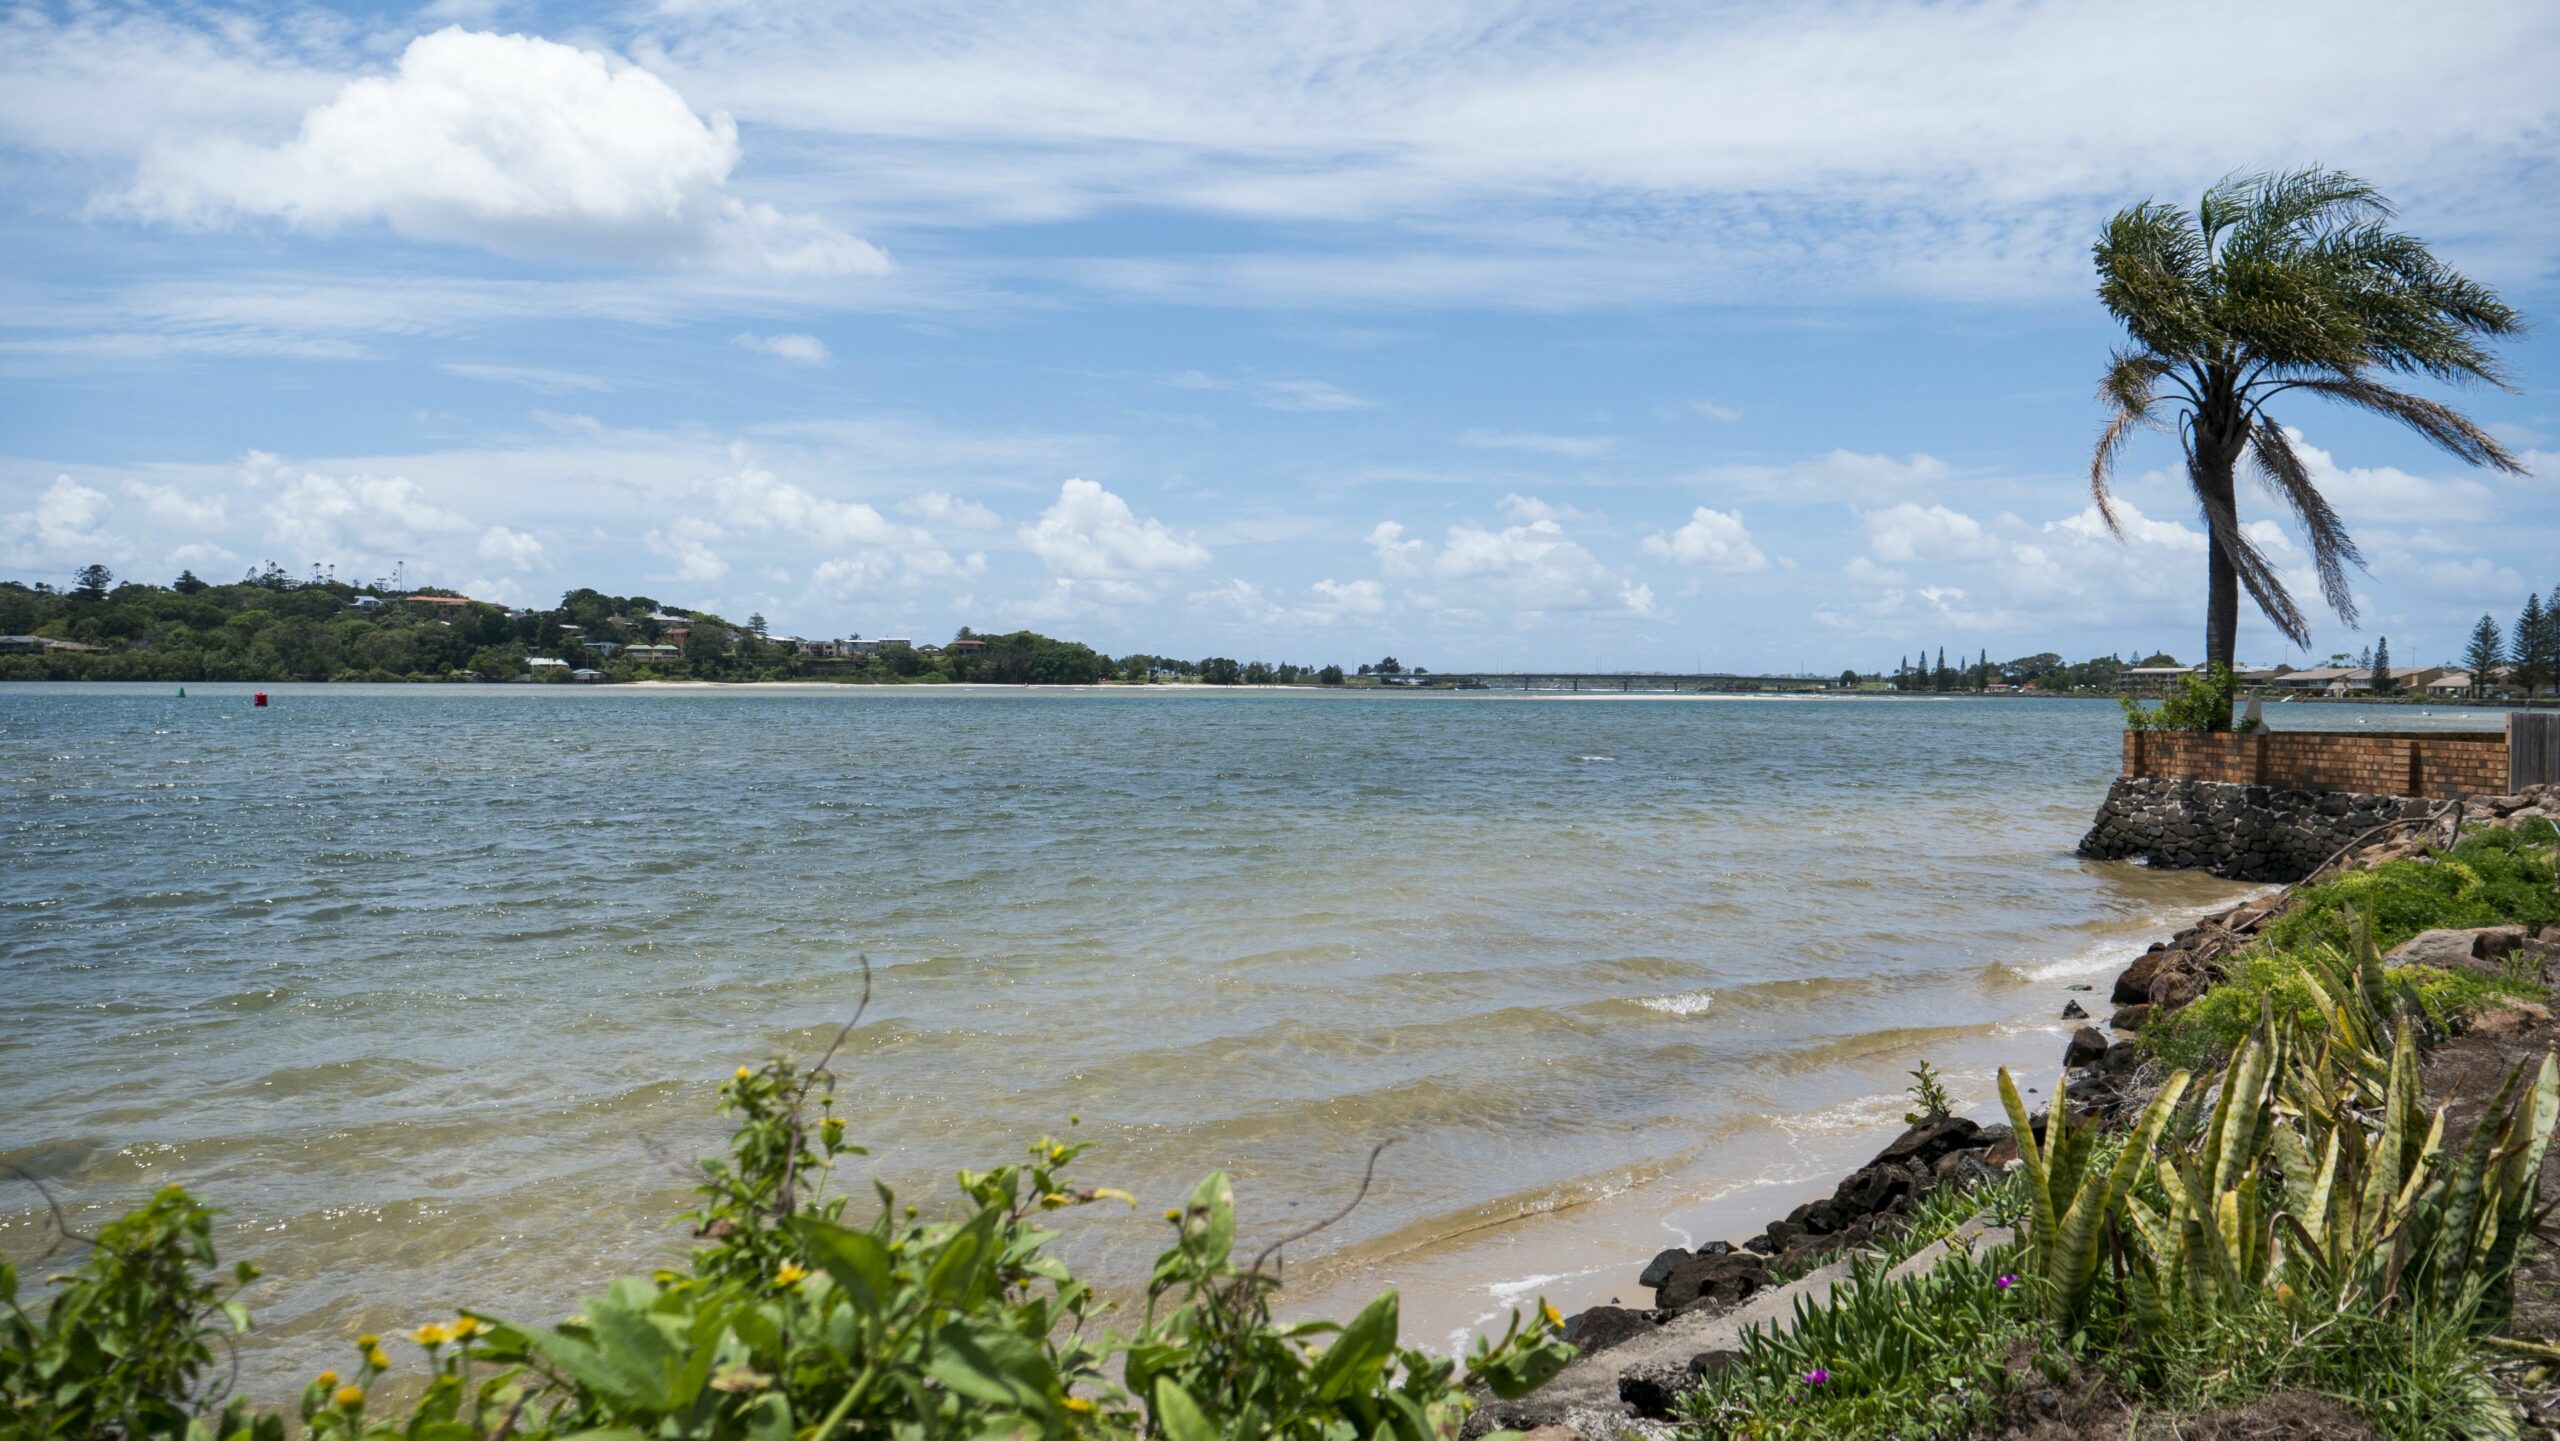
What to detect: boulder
<box><xmin>1653</xmin><ymin>1251</ymin><xmax>1767</xmax><ymax>1311</ymax></box>
<box><xmin>2063</xmin><ymin>1026</ymin><xmax>2108</xmax><ymax>1068</ymax></box>
<box><xmin>1636</xmin><ymin>1248</ymin><xmax>1689</xmax><ymax>1289</ymax></box>
<box><xmin>1560</xmin><ymin>1305</ymin><xmax>1657</xmax><ymax>1356</ymax></box>
<box><xmin>1871</xmin><ymin>1115</ymin><xmax>1981</xmax><ymax>1167</ymax></box>
<box><xmin>2113</xmin><ymin>948</ymin><xmax>2172</xmax><ymax>1004</ymax></box>
<box><xmin>2148</xmin><ymin>962</ymin><xmax>2206</xmax><ymax>1011</ymax></box>
<box><xmin>2470</xmin><ymin>1002</ymin><xmax>2552</xmax><ymax>1042</ymax></box>
<box><xmin>2389</xmin><ymin>927</ymin><xmax>2530</xmax><ymax>976</ymax></box>
<box><xmin>2061</xmin><ymin>999</ymin><xmax>2089</xmax><ymax>1020</ymax></box>
<box><xmin>2110</xmin><ymin>1003</ymin><xmax>2154</xmax><ymax>1033</ymax></box>
<box><xmin>1618</xmin><ymin>1365</ymin><xmax>1693</xmax><ymax>1420</ymax></box>
<box><xmin>1517</xmin><ymin>1428</ymin><xmax>1588</xmax><ymax>1441</ymax></box>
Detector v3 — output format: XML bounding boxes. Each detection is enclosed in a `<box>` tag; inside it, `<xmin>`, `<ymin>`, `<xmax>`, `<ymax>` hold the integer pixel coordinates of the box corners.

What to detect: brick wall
<box><xmin>2121</xmin><ymin>729</ymin><xmax>2509</xmax><ymax>798</ymax></box>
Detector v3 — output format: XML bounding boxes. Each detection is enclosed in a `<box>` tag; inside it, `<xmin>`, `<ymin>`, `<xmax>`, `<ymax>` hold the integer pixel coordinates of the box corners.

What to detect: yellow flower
<box><xmin>333</xmin><ymin>1385</ymin><xmax>365</xmax><ymax>1410</ymax></box>
<box><xmin>775</xmin><ymin>1262</ymin><xmax>810</xmax><ymax>1287</ymax></box>
<box><xmin>355</xmin><ymin>1334</ymin><xmax>379</xmax><ymax>1350</ymax></box>
<box><xmin>412</xmin><ymin>1323</ymin><xmax>451</xmax><ymax>1347</ymax></box>
<box><xmin>1038</xmin><ymin>1191</ymin><xmax>1074</xmax><ymax>1209</ymax></box>
<box><xmin>1062</xmin><ymin>1396</ymin><xmax>1096</xmax><ymax>1415</ymax></box>
<box><xmin>903</xmin><ymin>1204</ymin><xmax>918</xmax><ymax>1218</ymax></box>
<box><xmin>1540</xmin><ymin>1301</ymin><xmax>1562</xmax><ymax>1329</ymax></box>
<box><xmin>451</xmin><ymin>1316</ymin><xmax>482</xmax><ymax>1339</ymax></box>
<box><xmin>315</xmin><ymin>1370</ymin><xmax>340</xmax><ymax>1390</ymax></box>
<box><xmin>365</xmin><ymin>1347</ymin><xmax>391</xmax><ymax>1371</ymax></box>
<box><xmin>1164</xmin><ymin>1208</ymin><xmax>1183</xmax><ymax>1222</ymax></box>
<box><xmin>735</xmin><ymin>1066</ymin><xmax>753</xmax><ymax>1081</ymax></box>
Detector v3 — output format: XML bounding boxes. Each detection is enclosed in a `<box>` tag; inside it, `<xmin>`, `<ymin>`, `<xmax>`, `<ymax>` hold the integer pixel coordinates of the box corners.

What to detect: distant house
<box><xmin>2377</xmin><ymin>666</ymin><xmax>2447</xmax><ymax>695</ymax></box>
<box><xmin>946</xmin><ymin>638</ymin><xmax>987</xmax><ymax>654</ymax></box>
<box><xmin>570</xmin><ymin>668</ymin><xmax>606</xmax><ymax>684</ymax></box>
<box><xmin>528</xmin><ymin>656</ymin><xmax>570</xmax><ymax>671</ymax></box>
<box><xmin>2267</xmin><ymin>666</ymin><xmax>2365</xmax><ymax>692</ymax></box>
<box><xmin>350</xmin><ymin>595</ymin><xmax>381</xmax><ymax>612</ymax></box>
<box><xmin>666</xmin><ymin>626</ymin><xmax>692</xmax><ymax>647</ymax></box>
<box><xmin>2428</xmin><ymin>668</ymin><xmax>2517</xmax><ymax>696</ymax></box>
<box><xmin>2122</xmin><ymin>664</ymin><xmax>2200</xmax><ymax>694</ymax></box>
<box><xmin>404</xmin><ymin>594</ymin><xmax>474</xmax><ymax>610</ymax></box>
<box><xmin>0</xmin><ymin>635</ymin><xmax>47</xmax><ymax>654</ymax></box>
<box><xmin>626</xmin><ymin>644</ymin><xmax>680</xmax><ymax>663</ymax></box>
<box><xmin>917</xmin><ymin>644</ymin><xmax>944</xmax><ymax>656</ymax></box>
<box><xmin>584</xmin><ymin>641</ymin><xmax>618</xmax><ymax>659</ymax></box>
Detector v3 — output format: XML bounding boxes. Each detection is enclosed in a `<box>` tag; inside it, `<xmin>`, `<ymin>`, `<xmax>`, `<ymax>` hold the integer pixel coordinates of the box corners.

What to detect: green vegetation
<box><xmin>2089</xmin><ymin>167</ymin><xmax>2525</xmax><ymax>687</ymax></box>
<box><xmin>2118</xmin><ymin>662</ymin><xmax>2246</xmax><ymax>733</ymax></box>
<box><xmin>0</xmin><ymin>571</ymin><xmax>1365</xmax><ymax>686</ymax></box>
<box><xmin>2146</xmin><ymin>828</ymin><xmax>2558</xmax><ymax>1074</ymax></box>
<box><xmin>1685</xmin><ymin>838</ymin><xmax>2560</xmax><ymax>1439</ymax></box>
<box><xmin>2</xmin><ymin>1042</ymin><xmax>1570</xmax><ymax>1440</ymax></box>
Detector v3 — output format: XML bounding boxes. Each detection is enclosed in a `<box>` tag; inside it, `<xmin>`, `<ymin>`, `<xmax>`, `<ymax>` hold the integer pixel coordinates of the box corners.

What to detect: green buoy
<box><xmin>177</xmin><ymin>686</ymin><xmax>186</xmax><ymax>698</ymax></box>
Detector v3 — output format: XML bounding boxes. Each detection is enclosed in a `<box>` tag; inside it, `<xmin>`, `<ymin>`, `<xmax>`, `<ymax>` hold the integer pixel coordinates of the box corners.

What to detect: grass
<box><xmin>2141</xmin><ymin>826</ymin><xmax>2557</xmax><ymax>1073</ymax></box>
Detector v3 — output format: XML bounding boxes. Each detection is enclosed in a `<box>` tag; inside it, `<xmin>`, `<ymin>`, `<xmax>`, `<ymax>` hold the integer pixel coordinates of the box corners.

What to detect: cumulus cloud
<box><xmin>1862</xmin><ymin>502</ymin><xmax>2006</xmax><ymax>565</ymax></box>
<box><xmin>1368</xmin><ymin>512</ymin><xmax>1655</xmax><ymax>618</ymax></box>
<box><xmin>698</xmin><ymin>452</ymin><xmax>982</xmax><ymax>589</ymax></box>
<box><xmin>1642</xmin><ymin>507</ymin><xmax>1769</xmax><ymax>572</ymax></box>
<box><xmin>899</xmin><ymin>492</ymin><xmax>1003</xmax><ymax>528</ymax></box>
<box><xmin>1189</xmin><ymin>575</ymin><xmax>1389</xmax><ymax>626</ymax></box>
<box><xmin>477</xmin><ymin>524</ymin><xmax>544</xmax><ymax>571</ymax></box>
<box><xmin>734</xmin><ymin>332</ymin><xmax>831</xmax><ymax>364</ymax></box>
<box><xmin>3</xmin><ymin>476</ymin><xmax>115</xmax><ymax>562</ymax></box>
<box><xmin>115</xmin><ymin>28</ymin><xmax>886</xmax><ymax>277</ymax></box>
<box><xmin>124</xmin><ymin>481</ymin><xmax>225</xmax><ymax>529</ymax></box>
<box><xmin>1020</xmin><ymin>478</ymin><xmax>1209</xmax><ymax>581</ymax></box>
<box><xmin>648</xmin><ymin>517</ymin><xmax>729</xmax><ymax>583</ymax></box>
<box><xmin>260</xmin><ymin>466</ymin><xmax>473</xmax><ymax>563</ymax></box>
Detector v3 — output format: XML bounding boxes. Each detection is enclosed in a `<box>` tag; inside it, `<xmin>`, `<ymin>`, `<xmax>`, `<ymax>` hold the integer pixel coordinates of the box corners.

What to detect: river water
<box><xmin>7</xmin><ymin>684</ymin><xmax>2472</xmax><ymax>1396</ymax></box>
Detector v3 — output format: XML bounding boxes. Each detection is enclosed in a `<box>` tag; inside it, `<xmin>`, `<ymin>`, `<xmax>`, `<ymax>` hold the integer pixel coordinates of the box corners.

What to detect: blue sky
<box><xmin>3</xmin><ymin>0</ymin><xmax>2556</xmax><ymax>671</ymax></box>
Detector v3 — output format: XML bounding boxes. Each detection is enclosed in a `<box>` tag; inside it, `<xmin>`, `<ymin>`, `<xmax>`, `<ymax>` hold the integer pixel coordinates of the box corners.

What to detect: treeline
<box><xmin>0</xmin><ymin>568</ymin><xmax>1375</xmax><ymax>687</ymax></box>
<box><xmin>1849</xmin><ymin>649</ymin><xmax>2149</xmax><ymax>693</ymax></box>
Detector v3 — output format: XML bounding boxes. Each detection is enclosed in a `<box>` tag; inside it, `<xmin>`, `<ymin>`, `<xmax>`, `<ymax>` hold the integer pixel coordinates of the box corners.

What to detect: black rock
<box><xmin>1653</xmin><ymin>1251</ymin><xmax>1766</xmax><ymax>1310</ymax></box>
<box><xmin>2063</xmin><ymin>1025</ymin><xmax>2108</xmax><ymax>1068</ymax></box>
<box><xmin>1619</xmin><ymin>1364</ymin><xmax>1693</xmax><ymax>1420</ymax></box>
<box><xmin>1561</xmin><ymin>1305</ymin><xmax>1658</xmax><ymax>1356</ymax></box>
<box><xmin>1872</xmin><ymin>1114</ymin><xmax>1981</xmax><ymax>1167</ymax></box>
<box><xmin>1695</xmin><ymin>1239</ymin><xmax>1734</xmax><ymax>1257</ymax></box>
<box><xmin>2061</xmin><ymin>999</ymin><xmax>2089</xmax><ymax>1020</ymax></box>
<box><xmin>2066</xmin><ymin>983</ymin><xmax>2095</xmax><ymax>992</ymax></box>
<box><xmin>1637</xmin><ymin>1247</ymin><xmax>1689</xmax><ymax>1289</ymax></box>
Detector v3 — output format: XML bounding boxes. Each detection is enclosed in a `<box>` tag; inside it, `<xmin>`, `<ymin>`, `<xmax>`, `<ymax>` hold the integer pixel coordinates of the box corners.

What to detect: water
<box><xmin>1</xmin><ymin>684</ymin><xmax>2309</xmax><ymax>1395</ymax></box>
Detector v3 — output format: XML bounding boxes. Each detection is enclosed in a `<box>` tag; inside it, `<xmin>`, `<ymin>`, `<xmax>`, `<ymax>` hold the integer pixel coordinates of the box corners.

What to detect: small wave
<box><xmin>1572</xmin><ymin>755</ymin><xmax>1615</xmax><ymax>762</ymax></box>
<box><xmin>1634</xmin><ymin>989</ymin><xmax>1714</xmax><ymax>1017</ymax></box>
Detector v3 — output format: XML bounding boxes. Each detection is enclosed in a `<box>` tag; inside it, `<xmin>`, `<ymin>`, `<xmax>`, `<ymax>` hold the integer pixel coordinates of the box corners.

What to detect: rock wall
<box><xmin>2076</xmin><ymin>776</ymin><xmax>2435</xmax><ymax>882</ymax></box>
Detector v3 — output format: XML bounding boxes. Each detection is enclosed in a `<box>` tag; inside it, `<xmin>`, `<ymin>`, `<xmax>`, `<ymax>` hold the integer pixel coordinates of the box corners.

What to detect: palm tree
<box><xmin>2089</xmin><ymin>169</ymin><xmax>2526</xmax><ymax>695</ymax></box>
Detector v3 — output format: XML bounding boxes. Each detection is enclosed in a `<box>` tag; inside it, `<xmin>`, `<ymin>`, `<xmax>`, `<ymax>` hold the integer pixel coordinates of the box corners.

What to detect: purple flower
<box><xmin>1995</xmin><ymin>1274</ymin><xmax>2018</xmax><ymax>1290</ymax></box>
<box><xmin>1802</xmin><ymin>1368</ymin><xmax>1830</xmax><ymax>1386</ymax></box>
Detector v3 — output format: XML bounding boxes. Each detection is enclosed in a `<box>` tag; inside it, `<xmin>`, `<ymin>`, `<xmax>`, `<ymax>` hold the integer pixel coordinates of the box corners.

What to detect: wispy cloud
<box><xmin>1458</xmin><ymin>429</ymin><xmax>1613</xmax><ymax>458</ymax></box>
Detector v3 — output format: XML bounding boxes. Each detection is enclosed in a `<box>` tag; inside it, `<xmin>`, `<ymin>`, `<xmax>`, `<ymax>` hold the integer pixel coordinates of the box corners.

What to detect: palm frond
<box><xmin>2089</xmin><ymin>351</ymin><xmax>2175</xmax><ymax>534</ymax></box>
<box><xmin>2247</xmin><ymin>419</ymin><xmax>2365</xmax><ymax>627</ymax></box>
<box><xmin>2094</xmin><ymin>203</ymin><xmax>2211</xmax><ymax>357</ymax></box>
<box><xmin>2194</xmin><ymin>469</ymin><xmax>2312</xmax><ymax>648</ymax></box>
<box><xmin>2279</xmin><ymin>376</ymin><xmax>2528</xmax><ymax>473</ymax></box>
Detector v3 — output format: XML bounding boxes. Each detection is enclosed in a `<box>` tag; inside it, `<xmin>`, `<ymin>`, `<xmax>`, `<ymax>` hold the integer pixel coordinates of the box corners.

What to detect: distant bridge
<box><xmin>1389</xmin><ymin>673</ymin><xmax>1847</xmax><ymax>694</ymax></box>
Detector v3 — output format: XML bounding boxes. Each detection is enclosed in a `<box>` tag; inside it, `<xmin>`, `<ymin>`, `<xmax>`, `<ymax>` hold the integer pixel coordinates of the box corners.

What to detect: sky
<box><xmin>3</xmin><ymin>0</ymin><xmax>2557</xmax><ymax>673</ymax></box>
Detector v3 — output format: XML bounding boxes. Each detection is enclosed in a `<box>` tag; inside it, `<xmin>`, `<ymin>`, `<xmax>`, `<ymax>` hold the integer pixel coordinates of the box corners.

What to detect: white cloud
<box><xmin>648</xmin><ymin>517</ymin><xmax>729</xmax><ymax>583</ymax></box>
<box><xmin>900</xmin><ymin>492</ymin><xmax>1003</xmax><ymax>529</ymax></box>
<box><xmin>260</xmin><ymin>466</ymin><xmax>474</xmax><ymax>564</ymax></box>
<box><xmin>1642</xmin><ymin>507</ymin><xmax>1769</xmax><ymax>572</ymax></box>
<box><xmin>1863</xmin><ymin>503</ymin><xmax>2005</xmax><ymax>565</ymax></box>
<box><xmin>477</xmin><ymin>525</ymin><xmax>544</xmax><ymax>572</ymax></box>
<box><xmin>1190</xmin><ymin>574</ymin><xmax>1389</xmax><ymax>626</ymax></box>
<box><xmin>1689</xmin><ymin>400</ymin><xmax>1743</xmax><ymax>423</ymax></box>
<box><xmin>123</xmin><ymin>481</ymin><xmax>225</xmax><ymax>529</ymax></box>
<box><xmin>1457</xmin><ymin>429</ymin><xmax>1613</xmax><ymax>458</ymax></box>
<box><xmin>2277</xmin><ymin>430</ymin><xmax>2498</xmax><ymax>523</ymax></box>
<box><xmin>3</xmin><ymin>476</ymin><xmax>115</xmax><ymax>562</ymax></box>
<box><xmin>1161</xmin><ymin>371</ymin><xmax>1375</xmax><ymax>411</ymax></box>
<box><xmin>697</xmin><ymin>451</ymin><xmax>978</xmax><ymax>591</ymax></box>
<box><xmin>1020</xmin><ymin>478</ymin><xmax>1210</xmax><ymax>581</ymax></box>
<box><xmin>1369</xmin><ymin>511</ymin><xmax>1654</xmax><ymax>618</ymax></box>
<box><xmin>114</xmin><ymin>28</ymin><xmax>886</xmax><ymax>277</ymax></box>
<box><xmin>734</xmin><ymin>332</ymin><xmax>831</xmax><ymax>364</ymax></box>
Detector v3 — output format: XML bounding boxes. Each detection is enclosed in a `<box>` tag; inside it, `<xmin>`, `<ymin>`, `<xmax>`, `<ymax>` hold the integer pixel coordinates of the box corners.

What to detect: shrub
<box><xmin>1</xmin><ymin>1050</ymin><xmax>1572</xmax><ymax>1441</ymax></box>
<box><xmin>2260</xmin><ymin>828</ymin><xmax>2560</xmax><ymax>957</ymax></box>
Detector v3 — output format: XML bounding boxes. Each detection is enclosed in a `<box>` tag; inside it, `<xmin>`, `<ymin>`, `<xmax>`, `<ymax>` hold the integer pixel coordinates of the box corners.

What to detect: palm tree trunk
<box><xmin>2197</xmin><ymin>447</ymin><xmax>2241</xmax><ymax>672</ymax></box>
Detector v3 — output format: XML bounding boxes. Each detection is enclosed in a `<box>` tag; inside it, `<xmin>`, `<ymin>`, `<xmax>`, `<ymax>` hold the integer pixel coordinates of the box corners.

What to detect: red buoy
<box><xmin>254</xmin><ymin>692</ymin><xmax>268</xmax><ymax>707</ymax></box>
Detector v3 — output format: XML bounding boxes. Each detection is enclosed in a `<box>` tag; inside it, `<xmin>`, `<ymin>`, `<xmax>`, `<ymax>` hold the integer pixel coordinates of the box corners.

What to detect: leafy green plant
<box><xmin>1683</xmin><ymin>1246</ymin><xmax>2037</xmax><ymax>1441</ymax></box>
<box><xmin>1902</xmin><ymin>1060</ymin><xmax>1954</xmax><ymax>1124</ymax></box>
<box><xmin>2120</xmin><ymin>663</ymin><xmax>2249</xmax><ymax>734</ymax></box>
<box><xmin>1997</xmin><ymin>1064</ymin><xmax>2191</xmax><ymax>1329</ymax></box>
<box><xmin>2260</xmin><ymin>828</ymin><xmax>2560</xmax><ymax>957</ymax></box>
<box><xmin>1</xmin><ymin>1044</ymin><xmax>1573</xmax><ymax>1441</ymax></box>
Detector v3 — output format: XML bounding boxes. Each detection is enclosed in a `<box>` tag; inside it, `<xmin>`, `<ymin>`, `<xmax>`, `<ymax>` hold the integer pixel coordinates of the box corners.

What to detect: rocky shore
<box><xmin>1487</xmin><ymin>782</ymin><xmax>2560</xmax><ymax>1439</ymax></box>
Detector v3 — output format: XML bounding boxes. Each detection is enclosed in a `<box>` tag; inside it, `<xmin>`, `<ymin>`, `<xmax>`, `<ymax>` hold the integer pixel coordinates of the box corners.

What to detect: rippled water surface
<box><xmin>3</xmin><ymin>684</ymin><xmax>2329</xmax><ymax>1392</ymax></box>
